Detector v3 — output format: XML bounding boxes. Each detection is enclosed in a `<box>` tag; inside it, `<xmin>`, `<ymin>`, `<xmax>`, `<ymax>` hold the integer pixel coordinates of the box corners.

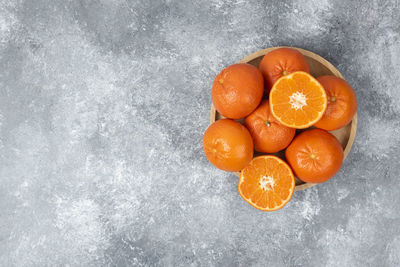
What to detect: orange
<box><xmin>244</xmin><ymin>100</ymin><xmax>295</xmax><ymax>153</ymax></box>
<box><xmin>212</xmin><ymin>63</ymin><xmax>264</xmax><ymax>119</ymax></box>
<box><xmin>314</xmin><ymin>75</ymin><xmax>357</xmax><ymax>131</ymax></box>
<box><xmin>259</xmin><ymin>48</ymin><xmax>310</xmax><ymax>94</ymax></box>
<box><xmin>238</xmin><ymin>155</ymin><xmax>295</xmax><ymax>211</ymax></box>
<box><xmin>269</xmin><ymin>71</ymin><xmax>327</xmax><ymax>129</ymax></box>
<box><xmin>203</xmin><ymin>119</ymin><xmax>253</xmax><ymax>172</ymax></box>
<box><xmin>285</xmin><ymin>129</ymin><xmax>344</xmax><ymax>183</ymax></box>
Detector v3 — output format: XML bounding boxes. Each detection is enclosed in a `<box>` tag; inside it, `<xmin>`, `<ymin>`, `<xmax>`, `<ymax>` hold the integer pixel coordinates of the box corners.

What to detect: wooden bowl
<box><xmin>209</xmin><ymin>46</ymin><xmax>357</xmax><ymax>191</ymax></box>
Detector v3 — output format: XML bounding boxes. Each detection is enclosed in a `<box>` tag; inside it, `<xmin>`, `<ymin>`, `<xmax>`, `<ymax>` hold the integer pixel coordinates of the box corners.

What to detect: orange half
<box><xmin>238</xmin><ymin>155</ymin><xmax>295</xmax><ymax>211</ymax></box>
<box><xmin>269</xmin><ymin>71</ymin><xmax>327</xmax><ymax>129</ymax></box>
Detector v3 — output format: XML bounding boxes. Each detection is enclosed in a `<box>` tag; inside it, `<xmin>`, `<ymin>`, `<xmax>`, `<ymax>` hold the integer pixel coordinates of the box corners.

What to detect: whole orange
<box><xmin>314</xmin><ymin>76</ymin><xmax>357</xmax><ymax>131</ymax></box>
<box><xmin>285</xmin><ymin>129</ymin><xmax>343</xmax><ymax>183</ymax></box>
<box><xmin>212</xmin><ymin>63</ymin><xmax>264</xmax><ymax>119</ymax></box>
<box><xmin>203</xmin><ymin>119</ymin><xmax>253</xmax><ymax>172</ymax></box>
<box><xmin>244</xmin><ymin>100</ymin><xmax>295</xmax><ymax>153</ymax></box>
<box><xmin>259</xmin><ymin>48</ymin><xmax>310</xmax><ymax>94</ymax></box>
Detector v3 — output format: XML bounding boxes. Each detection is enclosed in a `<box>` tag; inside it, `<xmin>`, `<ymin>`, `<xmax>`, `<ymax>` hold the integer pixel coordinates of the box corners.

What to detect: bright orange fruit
<box><xmin>269</xmin><ymin>71</ymin><xmax>327</xmax><ymax>129</ymax></box>
<box><xmin>285</xmin><ymin>129</ymin><xmax>344</xmax><ymax>183</ymax></box>
<box><xmin>203</xmin><ymin>119</ymin><xmax>253</xmax><ymax>172</ymax></box>
<box><xmin>314</xmin><ymin>75</ymin><xmax>357</xmax><ymax>131</ymax></box>
<box><xmin>238</xmin><ymin>155</ymin><xmax>295</xmax><ymax>211</ymax></box>
<box><xmin>212</xmin><ymin>63</ymin><xmax>264</xmax><ymax>119</ymax></box>
<box><xmin>259</xmin><ymin>47</ymin><xmax>310</xmax><ymax>94</ymax></box>
<box><xmin>244</xmin><ymin>100</ymin><xmax>295</xmax><ymax>153</ymax></box>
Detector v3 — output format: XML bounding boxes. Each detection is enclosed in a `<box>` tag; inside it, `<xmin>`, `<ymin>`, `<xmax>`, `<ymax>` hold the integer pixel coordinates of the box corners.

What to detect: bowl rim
<box><xmin>209</xmin><ymin>46</ymin><xmax>358</xmax><ymax>191</ymax></box>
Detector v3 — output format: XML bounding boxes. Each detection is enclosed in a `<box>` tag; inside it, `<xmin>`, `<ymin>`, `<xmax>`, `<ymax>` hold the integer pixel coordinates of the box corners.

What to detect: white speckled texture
<box><xmin>1</xmin><ymin>0</ymin><xmax>400</xmax><ymax>266</ymax></box>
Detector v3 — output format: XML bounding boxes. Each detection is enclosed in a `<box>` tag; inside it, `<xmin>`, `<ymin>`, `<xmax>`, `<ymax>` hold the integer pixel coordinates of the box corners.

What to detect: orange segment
<box><xmin>238</xmin><ymin>155</ymin><xmax>295</xmax><ymax>211</ymax></box>
<box><xmin>269</xmin><ymin>71</ymin><xmax>327</xmax><ymax>129</ymax></box>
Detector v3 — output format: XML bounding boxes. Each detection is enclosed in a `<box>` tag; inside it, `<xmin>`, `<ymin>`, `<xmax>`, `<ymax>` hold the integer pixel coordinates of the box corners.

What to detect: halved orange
<box><xmin>238</xmin><ymin>155</ymin><xmax>295</xmax><ymax>211</ymax></box>
<box><xmin>269</xmin><ymin>71</ymin><xmax>327</xmax><ymax>129</ymax></box>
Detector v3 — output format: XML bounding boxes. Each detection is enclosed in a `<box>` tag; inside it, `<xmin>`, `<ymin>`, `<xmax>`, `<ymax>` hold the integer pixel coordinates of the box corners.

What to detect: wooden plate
<box><xmin>209</xmin><ymin>46</ymin><xmax>357</xmax><ymax>191</ymax></box>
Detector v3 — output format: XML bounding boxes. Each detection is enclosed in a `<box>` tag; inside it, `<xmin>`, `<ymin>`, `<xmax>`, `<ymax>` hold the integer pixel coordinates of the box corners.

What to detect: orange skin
<box><xmin>244</xmin><ymin>100</ymin><xmax>295</xmax><ymax>153</ymax></box>
<box><xmin>314</xmin><ymin>76</ymin><xmax>357</xmax><ymax>131</ymax></box>
<box><xmin>285</xmin><ymin>129</ymin><xmax>344</xmax><ymax>183</ymax></box>
<box><xmin>212</xmin><ymin>63</ymin><xmax>264</xmax><ymax>119</ymax></box>
<box><xmin>203</xmin><ymin>119</ymin><xmax>253</xmax><ymax>172</ymax></box>
<box><xmin>259</xmin><ymin>48</ymin><xmax>310</xmax><ymax>94</ymax></box>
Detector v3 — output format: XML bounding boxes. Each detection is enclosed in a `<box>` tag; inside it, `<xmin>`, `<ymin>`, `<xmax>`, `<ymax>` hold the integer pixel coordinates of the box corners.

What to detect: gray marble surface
<box><xmin>1</xmin><ymin>0</ymin><xmax>400</xmax><ymax>266</ymax></box>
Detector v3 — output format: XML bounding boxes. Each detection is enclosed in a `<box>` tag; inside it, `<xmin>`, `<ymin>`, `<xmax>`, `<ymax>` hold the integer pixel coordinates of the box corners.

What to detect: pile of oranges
<box><xmin>203</xmin><ymin>48</ymin><xmax>357</xmax><ymax>211</ymax></box>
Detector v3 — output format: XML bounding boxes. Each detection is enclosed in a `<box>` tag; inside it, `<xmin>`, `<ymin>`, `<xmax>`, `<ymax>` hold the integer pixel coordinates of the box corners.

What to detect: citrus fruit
<box><xmin>259</xmin><ymin>47</ymin><xmax>310</xmax><ymax>94</ymax></box>
<box><xmin>238</xmin><ymin>155</ymin><xmax>295</xmax><ymax>211</ymax></box>
<box><xmin>212</xmin><ymin>63</ymin><xmax>264</xmax><ymax>119</ymax></box>
<box><xmin>203</xmin><ymin>119</ymin><xmax>253</xmax><ymax>172</ymax></box>
<box><xmin>314</xmin><ymin>75</ymin><xmax>357</xmax><ymax>131</ymax></box>
<box><xmin>285</xmin><ymin>129</ymin><xmax>344</xmax><ymax>183</ymax></box>
<box><xmin>244</xmin><ymin>100</ymin><xmax>295</xmax><ymax>153</ymax></box>
<box><xmin>269</xmin><ymin>71</ymin><xmax>327</xmax><ymax>129</ymax></box>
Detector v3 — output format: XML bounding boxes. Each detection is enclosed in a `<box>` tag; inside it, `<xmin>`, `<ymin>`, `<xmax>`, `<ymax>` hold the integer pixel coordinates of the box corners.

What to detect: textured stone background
<box><xmin>1</xmin><ymin>0</ymin><xmax>400</xmax><ymax>266</ymax></box>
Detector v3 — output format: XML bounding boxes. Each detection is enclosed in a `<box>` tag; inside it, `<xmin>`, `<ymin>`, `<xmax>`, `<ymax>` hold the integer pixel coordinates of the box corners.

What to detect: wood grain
<box><xmin>209</xmin><ymin>46</ymin><xmax>358</xmax><ymax>191</ymax></box>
